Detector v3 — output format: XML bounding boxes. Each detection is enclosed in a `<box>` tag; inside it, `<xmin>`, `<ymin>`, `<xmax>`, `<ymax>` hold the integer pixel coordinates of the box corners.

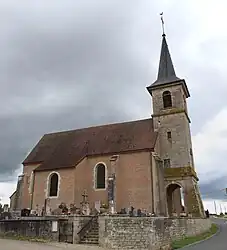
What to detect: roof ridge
<box><xmin>44</xmin><ymin>118</ymin><xmax>153</xmax><ymax>136</ymax></box>
<box><xmin>23</xmin><ymin>117</ymin><xmax>156</xmax><ymax>170</ymax></box>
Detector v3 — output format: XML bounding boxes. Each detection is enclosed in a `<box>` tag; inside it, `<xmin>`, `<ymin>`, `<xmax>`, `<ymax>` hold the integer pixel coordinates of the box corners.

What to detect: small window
<box><xmin>167</xmin><ymin>131</ymin><xmax>172</xmax><ymax>140</ymax></box>
<box><xmin>49</xmin><ymin>173</ymin><xmax>59</xmax><ymax>197</ymax></box>
<box><xmin>95</xmin><ymin>163</ymin><xmax>106</xmax><ymax>189</ymax></box>
<box><xmin>164</xmin><ymin>159</ymin><xmax>171</xmax><ymax>168</ymax></box>
<box><xmin>190</xmin><ymin>148</ymin><xmax>193</xmax><ymax>155</ymax></box>
<box><xmin>163</xmin><ymin>91</ymin><xmax>172</xmax><ymax>108</ymax></box>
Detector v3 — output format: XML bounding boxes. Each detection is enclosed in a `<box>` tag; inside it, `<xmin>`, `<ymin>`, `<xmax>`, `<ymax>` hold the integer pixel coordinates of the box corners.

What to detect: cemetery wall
<box><xmin>0</xmin><ymin>215</ymin><xmax>212</xmax><ymax>249</ymax></box>
<box><xmin>98</xmin><ymin>216</ymin><xmax>212</xmax><ymax>250</ymax></box>
<box><xmin>0</xmin><ymin>217</ymin><xmax>59</xmax><ymax>241</ymax></box>
<box><xmin>0</xmin><ymin>215</ymin><xmax>92</xmax><ymax>244</ymax></box>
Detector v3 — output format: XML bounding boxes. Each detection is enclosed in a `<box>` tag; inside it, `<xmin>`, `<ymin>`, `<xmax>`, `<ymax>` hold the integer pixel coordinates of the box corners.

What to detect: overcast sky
<box><xmin>1</xmin><ymin>0</ymin><xmax>227</xmax><ymax>212</ymax></box>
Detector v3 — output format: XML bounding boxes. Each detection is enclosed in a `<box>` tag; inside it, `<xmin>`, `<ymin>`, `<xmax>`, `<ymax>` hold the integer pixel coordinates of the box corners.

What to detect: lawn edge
<box><xmin>176</xmin><ymin>223</ymin><xmax>220</xmax><ymax>250</ymax></box>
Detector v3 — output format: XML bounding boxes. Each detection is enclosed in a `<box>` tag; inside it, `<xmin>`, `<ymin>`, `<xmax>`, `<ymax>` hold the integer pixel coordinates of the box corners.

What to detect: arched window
<box><xmin>95</xmin><ymin>163</ymin><xmax>106</xmax><ymax>189</ymax></box>
<box><xmin>49</xmin><ymin>173</ymin><xmax>59</xmax><ymax>197</ymax></box>
<box><xmin>163</xmin><ymin>91</ymin><xmax>172</xmax><ymax>108</ymax></box>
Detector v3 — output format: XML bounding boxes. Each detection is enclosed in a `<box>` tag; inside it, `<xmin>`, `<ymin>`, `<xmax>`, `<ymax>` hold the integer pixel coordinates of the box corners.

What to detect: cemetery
<box><xmin>0</xmin><ymin>191</ymin><xmax>212</xmax><ymax>250</ymax></box>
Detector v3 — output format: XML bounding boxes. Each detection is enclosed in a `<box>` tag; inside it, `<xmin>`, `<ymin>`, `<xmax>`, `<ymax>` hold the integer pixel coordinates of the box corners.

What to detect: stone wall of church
<box><xmin>74</xmin><ymin>151</ymin><xmax>154</xmax><ymax>213</ymax></box>
<box><xmin>152</xmin><ymin>84</ymin><xmax>185</xmax><ymax>115</ymax></box>
<box><xmin>152</xmin><ymin>84</ymin><xmax>193</xmax><ymax>169</ymax></box>
<box><xmin>98</xmin><ymin>216</ymin><xmax>212</xmax><ymax>249</ymax></box>
<box><xmin>32</xmin><ymin>168</ymin><xmax>75</xmax><ymax>213</ymax></box>
<box><xmin>153</xmin><ymin>112</ymin><xmax>192</xmax><ymax>168</ymax></box>
<box><xmin>25</xmin><ymin>150</ymin><xmax>156</xmax><ymax>214</ymax></box>
<box><xmin>21</xmin><ymin>163</ymin><xmax>41</xmax><ymax>209</ymax></box>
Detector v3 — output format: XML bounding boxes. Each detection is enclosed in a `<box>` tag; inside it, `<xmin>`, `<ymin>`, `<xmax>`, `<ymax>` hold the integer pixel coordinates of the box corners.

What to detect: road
<box><xmin>0</xmin><ymin>240</ymin><xmax>103</xmax><ymax>250</ymax></box>
<box><xmin>182</xmin><ymin>218</ymin><xmax>227</xmax><ymax>250</ymax></box>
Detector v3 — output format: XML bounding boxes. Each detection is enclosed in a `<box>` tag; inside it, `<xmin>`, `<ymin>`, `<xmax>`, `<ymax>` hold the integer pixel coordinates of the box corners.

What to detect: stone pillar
<box><xmin>15</xmin><ymin>174</ymin><xmax>24</xmax><ymax>211</ymax></box>
<box><xmin>98</xmin><ymin>216</ymin><xmax>107</xmax><ymax>248</ymax></box>
<box><xmin>109</xmin><ymin>155</ymin><xmax>119</xmax><ymax>213</ymax></box>
<box><xmin>73</xmin><ymin>217</ymin><xmax>80</xmax><ymax>244</ymax></box>
<box><xmin>172</xmin><ymin>188</ymin><xmax>182</xmax><ymax>216</ymax></box>
<box><xmin>194</xmin><ymin>184</ymin><xmax>205</xmax><ymax>218</ymax></box>
<box><xmin>184</xmin><ymin>183</ymin><xmax>203</xmax><ymax>218</ymax></box>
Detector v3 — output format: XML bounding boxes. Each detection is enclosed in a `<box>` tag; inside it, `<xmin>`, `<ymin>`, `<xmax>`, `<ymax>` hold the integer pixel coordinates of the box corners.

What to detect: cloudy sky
<box><xmin>1</xmin><ymin>0</ymin><xmax>227</xmax><ymax>212</ymax></box>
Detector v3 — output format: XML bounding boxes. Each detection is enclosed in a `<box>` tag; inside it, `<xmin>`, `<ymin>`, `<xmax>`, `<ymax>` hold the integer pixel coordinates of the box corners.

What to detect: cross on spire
<box><xmin>147</xmin><ymin>14</ymin><xmax>180</xmax><ymax>88</ymax></box>
<box><xmin>160</xmin><ymin>12</ymin><xmax>165</xmax><ymax>36</ymax></box>
<box><xmin>147</xmin><ymin>13</ymin><xmax>190</xmax><ymax>98</ymax></box>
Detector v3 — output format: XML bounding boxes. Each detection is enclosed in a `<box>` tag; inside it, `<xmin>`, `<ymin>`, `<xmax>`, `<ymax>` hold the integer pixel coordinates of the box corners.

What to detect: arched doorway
<box><xmin>166</xmin><ymin>183</ymin><xmax>185</xmax><ymax>217</ymax></box>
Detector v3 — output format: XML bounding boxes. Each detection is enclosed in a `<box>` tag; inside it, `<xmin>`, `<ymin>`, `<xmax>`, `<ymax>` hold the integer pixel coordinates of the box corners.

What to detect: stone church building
<box><xmin>10</xmin><ymin>33</ymin><xmax>204</xmax><ymax>218</ymax></box>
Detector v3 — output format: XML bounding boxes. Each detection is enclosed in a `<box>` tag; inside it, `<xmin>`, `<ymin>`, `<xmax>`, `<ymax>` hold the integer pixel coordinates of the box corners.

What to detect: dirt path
<box><xmin>0</xmin><ymin>239</ymin><xmax>104</xmax><ymax>250</ymax></box>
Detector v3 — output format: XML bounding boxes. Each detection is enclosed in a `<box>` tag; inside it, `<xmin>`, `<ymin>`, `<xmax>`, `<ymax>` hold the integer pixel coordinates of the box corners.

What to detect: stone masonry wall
<box><xmin>152</xmin><ymin>84</ymin><xmax>193</xmax><ymax>169</ymax></box>
<box><xmin>99</xmin><ymin>216</ymin><xmax>211</xmax><ymax>250</ymax></box>
<box><xmin>0</xmin><ymin>217</ymin><xmax>59</xmax><ymax>241</ymax></box>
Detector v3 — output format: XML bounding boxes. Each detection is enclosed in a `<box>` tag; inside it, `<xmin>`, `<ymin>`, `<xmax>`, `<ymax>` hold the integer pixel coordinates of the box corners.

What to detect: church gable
<box><xmin>23</xmin><ymin>118</ymin><xmax>158</xmax><ymax>172</ymax></box>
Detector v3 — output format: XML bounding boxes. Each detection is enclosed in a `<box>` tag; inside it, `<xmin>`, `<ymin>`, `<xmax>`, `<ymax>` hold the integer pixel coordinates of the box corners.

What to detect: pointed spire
<box><xmin>147</xmin><ymin>14</ymin><xmax>190</xmax><ymax>97</ymax></box>
<box><xmin>148</xmin><ymin>13</ymin><xmax>180</xmax><ymax>88</ymax></box>
<box><xmin>152</xmin><ymin>34</ymin><xmax>180</xmax><ymax>86</ymax></box>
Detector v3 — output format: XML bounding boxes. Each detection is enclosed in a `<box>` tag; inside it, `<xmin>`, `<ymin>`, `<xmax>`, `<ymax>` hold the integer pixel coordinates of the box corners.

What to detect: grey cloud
<box><xmin>199</xmin><ymin>176</ymin><xmax>227</xmax><ymax>200</ymax></box>
<box><xmin>0</xmin><ymin>102</ymin><xmax>135</xmax><ymax>181</ymax></box>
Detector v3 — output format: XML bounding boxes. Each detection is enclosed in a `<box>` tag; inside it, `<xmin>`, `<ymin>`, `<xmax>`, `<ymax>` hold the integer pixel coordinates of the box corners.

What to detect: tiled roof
<box><xmin>23</xmin><ymin>118</ymin><xmax>157</xmax><ymax>171</ymax></box>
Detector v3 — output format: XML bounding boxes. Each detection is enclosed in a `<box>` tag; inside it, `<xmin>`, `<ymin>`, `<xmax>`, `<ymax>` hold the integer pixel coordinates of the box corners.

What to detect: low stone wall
<box><xmin>0</xmin><ymin>217</ymin><xmax>59</xmax><ymax>241</ymax></box>
<box><xmin>0</xmin><ymin>215</ymin><xmax>212</xmax><ymax>249</ymax></box>
<box><xmin>0</xmin><ymin>215</ymin><xmax>96</xmax><ymax>244</ymax></box>
<box><xmin>98</xmin><ymin>216</ymin><xmax>212</xmax><ymax>250</ymax></box>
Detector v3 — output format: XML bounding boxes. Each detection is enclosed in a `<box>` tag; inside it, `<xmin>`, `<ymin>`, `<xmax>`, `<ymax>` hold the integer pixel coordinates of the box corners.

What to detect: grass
<box><xmin>171</xmin><ymin>223</ymin><xmax>219</xmax><ymax>249</ymax></box>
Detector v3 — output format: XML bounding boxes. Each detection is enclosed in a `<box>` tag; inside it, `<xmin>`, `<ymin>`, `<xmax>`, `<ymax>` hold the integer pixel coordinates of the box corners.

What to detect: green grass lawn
<box><xmin>171</xmin><ymin>223</ymin><xmax>219</xmax><ymax>249</ymax></box>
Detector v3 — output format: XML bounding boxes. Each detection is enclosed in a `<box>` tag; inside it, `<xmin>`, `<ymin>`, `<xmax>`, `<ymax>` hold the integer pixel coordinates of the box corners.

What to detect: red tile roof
<box><xmin>23</xmin><ymin>118</ymin><xmax>157</xmax><ymax>172</ymax></box>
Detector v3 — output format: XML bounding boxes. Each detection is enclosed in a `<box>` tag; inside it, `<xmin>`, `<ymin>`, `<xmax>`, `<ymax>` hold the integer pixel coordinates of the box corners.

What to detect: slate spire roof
<box><xmin>149</xmin><ymin>34</ymin><xmax>180</xmax><ymax>88</ymax></box>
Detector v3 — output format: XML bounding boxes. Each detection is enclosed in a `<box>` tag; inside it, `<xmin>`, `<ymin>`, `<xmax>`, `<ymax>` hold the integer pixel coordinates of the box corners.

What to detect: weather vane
<box><xmin>160</xmin><ymin>12</ymin><xmax>165</xmax><ymax>36</ymax></box>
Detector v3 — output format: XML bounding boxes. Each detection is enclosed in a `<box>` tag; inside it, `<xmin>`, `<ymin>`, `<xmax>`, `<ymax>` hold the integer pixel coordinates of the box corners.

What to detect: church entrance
<box><xmin>166</xmin><ymin>183</ymin><xmax>185</xmax><ymax>217</ymax></box>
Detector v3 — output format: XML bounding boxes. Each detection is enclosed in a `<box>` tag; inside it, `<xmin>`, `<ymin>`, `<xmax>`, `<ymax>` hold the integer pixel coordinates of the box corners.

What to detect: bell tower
<box><xmin>147</xmin><ymin>27</ymin><xmax>204</xmax><ymax>217</ymax></box>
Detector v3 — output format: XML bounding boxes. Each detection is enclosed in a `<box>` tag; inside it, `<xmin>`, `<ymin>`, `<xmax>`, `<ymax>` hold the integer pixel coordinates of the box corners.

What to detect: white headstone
<box><xmin>95</xmin><ymin>201</ymin><xmax>101</xmax><ymax>213</ymax></box>
<box><xmin>85</xmin><ymin>204</ymin><xmax>90</xmax><ymax>215</ymax></box>
<box><xmin>52</xmin><ymin>221</ymin><xmax>58</xmax><ymax>232</ymax></box>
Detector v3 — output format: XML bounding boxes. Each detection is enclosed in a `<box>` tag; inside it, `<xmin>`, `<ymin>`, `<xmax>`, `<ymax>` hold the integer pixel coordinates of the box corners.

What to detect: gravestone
<box><xmin>80</xmin><ymin>190</ymin><xmax>90</xmax><ymax>215</ymax></box>
<box><xmin>3</xmin><ymin>204</ymin><xmax>9</xmax><ymax>213</ymax></box>
<box><xmin>45</xmin><ymin>198</ymin><xmax>51</xmax><ymax>216</ymax></box>
<box><xmin>95</xmin><ymin>201</ymin><xmax>101</xmax><ymax>213</ymax></box>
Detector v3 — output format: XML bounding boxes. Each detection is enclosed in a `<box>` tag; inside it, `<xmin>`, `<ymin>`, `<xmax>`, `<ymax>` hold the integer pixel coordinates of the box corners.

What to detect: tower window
<box><xmin>164</xmin><ymin>159</ymin><xmax>171</xmax><ymax>168</ymax></box>
<box><xmin>95</xmin><ymin>163</ymin><xmax>106</xmax><ymax>189</ymax></box>
<box><xmin>167</xmin><ymin>131</ymin><xmax>172</xmax><ymax>140</ymax></box>
<box><xmin>163</xmin><ymin>91</ymin><xmax>172</xmax><ymax>108</ymax></box>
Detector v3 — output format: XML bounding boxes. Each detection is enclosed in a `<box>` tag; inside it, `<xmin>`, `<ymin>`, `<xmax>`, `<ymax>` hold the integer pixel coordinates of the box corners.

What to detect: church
<box><xmin>10</xmin><ymin>32</ymin><xmax>205</xmax><ymax>218</ymax></box>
